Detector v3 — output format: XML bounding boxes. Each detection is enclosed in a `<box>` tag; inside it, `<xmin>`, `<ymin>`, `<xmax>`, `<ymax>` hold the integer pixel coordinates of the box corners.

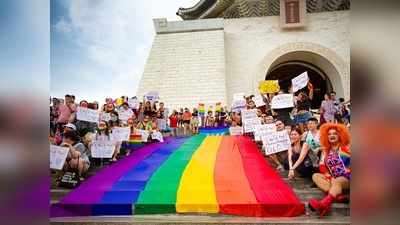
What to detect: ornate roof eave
<box><xmin>177</xmin><ymin>0</ymin><xmax>235</xmax><ymax>20</ymax></box>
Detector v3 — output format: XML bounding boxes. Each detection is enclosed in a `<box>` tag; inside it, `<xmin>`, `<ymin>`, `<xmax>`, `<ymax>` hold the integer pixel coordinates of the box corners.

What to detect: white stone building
<box><xmin>137</xmin><ymin>0</ymin><xmax>350</xmax><ymax>110</ymax></box>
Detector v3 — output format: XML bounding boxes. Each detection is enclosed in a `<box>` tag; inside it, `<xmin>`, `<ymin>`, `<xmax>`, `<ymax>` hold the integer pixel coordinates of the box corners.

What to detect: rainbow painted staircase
<box><xmin>51</xmin><ymin>131</ymin><xmax>305</xmax><ymax>218</ymax></box>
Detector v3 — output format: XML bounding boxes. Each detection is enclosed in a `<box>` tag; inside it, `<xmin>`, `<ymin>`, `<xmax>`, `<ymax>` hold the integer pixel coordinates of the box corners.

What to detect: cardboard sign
<box><xmin>262</xmin><ymin>130</ymin><xmax>291</xmax><ymax>155</ymax></box>
<box><xmin>259</xmin><ymin>80</ymin><xmax>280</xmax><ymax>94</ymax></box>
<box><xmin>100</xmin><ymin>112</ymin><xmax>111</xmax><ymax>122</ymax></box>
<box><xmin>241</xmin><ymin>109</ymin><xmax>261</xmax><ymax>133</ymax></box>
<box><xmin>118</xmin><ymin>109</ymin><xmax>133</xmax><ymax>122</ymax></box>
<box><xmin>91</xmin><ymin>140</ymin><xmax>115</xmax><ymax>158</ymax></box>
<box><xmin>50</xmin><ymin>145</ymin><xmax>69</xmax><ymax>170</ymax></box>
<box><xmin>111</xmin><ymin>127</ymin><xmax>131</xmax><ymax>141</ymax></box>
<box><xmin>229</xmin><ymin>126</ymin><xmax>243</xmax><ymax>136</ymax></box>
<box><xmin>76</xmin><ymin>107</ymin><xmax>100</xmax><ymax>123</ymax></box>
<box><xmin>231</xmin><ymin>99</ymin><xmax>246</xmax><ymax>112</ymax></box>
<box><xmin>292</xmin><ymin>71</ymin><xmax>309</xmax><ymax>92</ymax></box>
<box><xmin>151</xmin><ymin>131</ymin><xmax>164</xmax><ymax>142</ymax></box>
<box><xmin>271</xmin><ymin>94</ymin><xmax>294</xmax><ymax>109</ymax></box>
<box><xmin>157</xmin><ymin>119</ymin><xmax>167</xmax><ymax>130</ymax></box>
<box><xmin>254</xmin><ymin>124</ymin><xmax>277</xmax><ymax>141</ymax></box>
<box><xmin>252</xmin><ymin>95</ymin><xmax>265</xmax><ymax>107</ymax></box>
<box><xmin>128</xmin><ymin>98</ymin><xmax>139</xmax><ymax>109</ymax></box>
<box><xmin>136</xmin><ymin>129</ymin><xmax>149</xmax><ymax>142</ymax></box>
<box><xmin>144</xmin><ymin>91</ymin><xmax>159</xmax><ymax>103</ymax></box>
<box><xmin>233</xmin><ymin>93</ymin><xmax>245</xmax><ymax>101</ymax></box>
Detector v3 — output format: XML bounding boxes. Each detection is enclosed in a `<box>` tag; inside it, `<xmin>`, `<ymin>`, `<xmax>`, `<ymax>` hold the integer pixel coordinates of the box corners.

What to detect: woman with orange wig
<box><xmin>309</xmin><ymin>123</ymin><xmax>351</xmax><ymax>217</ymax></box>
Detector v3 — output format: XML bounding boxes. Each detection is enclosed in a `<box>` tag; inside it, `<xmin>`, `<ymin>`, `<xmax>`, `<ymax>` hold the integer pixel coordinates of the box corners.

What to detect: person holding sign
<box><xmin>309</xmin><ymin>123</ymin><xmax>351</xmax><ymax>217</ymax></box>
<box><xmin>285</xmin><ymin>127</ymin><xmax>314</xmax><ymax>179</ymax></box>
<box><xmin>190</xmin><ymin>108</ymin><xmax>199</xmax><ymax>134</ymax></box>
<box><xmin>61</xmin><ymin>130</ymin><xmax>90</xmax><ymax>178</ymax></box>
<box><xmin>294</xmin><ymin>82</ymin><xmax>314</xmax><ymax>132</ymax></box>
<box><xmin>94</xmin><ymin>121</ymin><xmax>120</xmax><ymax>162</ymax></box>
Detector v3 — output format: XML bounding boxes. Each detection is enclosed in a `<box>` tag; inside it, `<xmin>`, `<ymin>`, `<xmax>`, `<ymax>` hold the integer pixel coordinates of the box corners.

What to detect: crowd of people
<box><xmin>50</xmin><ymin>83</ymin><xmax>351</xmax><ymax>217</ymax></box>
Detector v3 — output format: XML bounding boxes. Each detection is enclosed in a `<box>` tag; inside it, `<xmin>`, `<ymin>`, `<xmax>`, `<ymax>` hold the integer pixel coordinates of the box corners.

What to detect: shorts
<box><xmin>183</xmin><ymin>120</ymin><xmax>190</xmax><ymax>124</ymax></box>
<box><xmin>190</xmin><ymin>117</ymin><xmax>199</xmax><ymax>126</ymax></box>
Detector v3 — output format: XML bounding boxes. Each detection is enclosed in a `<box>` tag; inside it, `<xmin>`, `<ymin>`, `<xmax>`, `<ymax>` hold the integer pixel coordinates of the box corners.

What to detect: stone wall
<box><xmin>136</xmin><ymin>27</ymin><xmax>226</xmax><ymax>110</ymax></box>
<box><xmin>137</xmin><ymin>10</ymin><xmax>350</xmax><ymax>110</ymax></box>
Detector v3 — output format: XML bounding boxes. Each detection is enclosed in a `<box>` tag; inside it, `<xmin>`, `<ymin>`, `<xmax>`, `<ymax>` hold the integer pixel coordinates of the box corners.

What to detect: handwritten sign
<box><xmin>262</xmin><ymin>130</ymin><xmax>291</xmax><ymax>155</ymax></box>
<box><xmin>136</xmin><ymin>129</ymin><xmax>149</xmax><ymax>142</ymax></box>
<box><xmin>118</xmin><ymin>109</ymin><xmax>133</xmax><ymax>122</ymax></box>
<box><xmin>76</xmin><ymin>107</ymin><xmax>100</xmax><ymax>123</ymax></box>
<box><xmin>144</xmin><ymin>91</ymin><xmax>159</xmax><ymax>103</ymax></box>
<box><xmin>111</xmin><ymin>127</ymin><xmax>131</xmax><ymax>141</ymax></box>
<box><xmin>157</xmin><ymin>119</ymin><xmax>167</xmax><ymax>130</ymax></box>
<box><xmin>91</xmin><ymin>140</ymin><xmax>115</xmax><ymax>158</ymax></box>
<box><xmin>252</xmin><ymin>95</ymin><xmax>265</xmax><ymax>107</ymax></box>
<box><xmin>241</xmin><ymin>109</ymin><xmax>261</xmax><ymax>133</ymax></box>
<box><xmin>231</xmin><ymin>99</ymin><xmax>246</xmax><ymax>112</ymax></box>
<box><xmin>128</xmin><ymin>98</ymin><xmax>139</xmax><ymax>109</ymax></box>
<box><xmin>292</xmin><ymin>71</ymin><xmax>309</xmax><ymax>92</ymax></box>
<box><xmin>271</xmin><ymin>94</ymin><xmax>294</xmax><ymax>109</ymax></box>
<box><xmin>229</xmin><ymin>126</ymin><xmax>243</xmax><ymax>136</ymax></box>
<box><xmin>151</xmin><ymin>131</ymin><xmax>164</xmax><ymax>142</ymax></box>
<box><xmin>100</xmin><ymin>112</ymin><xmax>111</xmax><ymax>122</ymax></box>
<box><xmin>233</xmin><ymin>93</ymin><xmax>245</xmax><ymax>101</ymax></box>
<box><xmin>50</xmin><ymin>145</ymin><xmax>69</xmax><ymax>170</ymax></box>
<box><xmin>254</xmin><ymin>124</ymin><xmax>276</xmax><ymax>141</ymax></box>
<box><xmin>259</xmin><ymin>80</ymin><xmax>280</xmax><ymax>94</ymax></box>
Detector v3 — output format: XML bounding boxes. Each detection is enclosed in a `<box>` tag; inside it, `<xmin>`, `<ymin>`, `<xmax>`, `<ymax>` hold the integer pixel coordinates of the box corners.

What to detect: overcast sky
<box><xmin>51</xmin><ymin>0</ymin><xmax>199</xmax><ymax>103</ymax></box>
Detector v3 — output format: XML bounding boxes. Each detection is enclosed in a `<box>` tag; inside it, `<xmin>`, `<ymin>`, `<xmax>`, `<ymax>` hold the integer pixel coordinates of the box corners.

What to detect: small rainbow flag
<box><xmin>198</xmin><ymin>103</ymin><xmax>205</xmax><ymax>115</ymax></box>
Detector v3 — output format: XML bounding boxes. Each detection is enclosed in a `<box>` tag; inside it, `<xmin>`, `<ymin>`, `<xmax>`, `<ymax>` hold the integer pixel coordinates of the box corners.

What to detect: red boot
<box><xmin>308</xmin><ymin>194</ymin><xmax>335</xmax><ymax>217</ymax></box>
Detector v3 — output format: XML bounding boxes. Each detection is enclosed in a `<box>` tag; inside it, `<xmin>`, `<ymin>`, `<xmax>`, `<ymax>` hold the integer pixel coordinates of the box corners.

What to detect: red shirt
<box><xmin>169</xmin><ymin>115</ymin><xmax>178</xmax><ymax>128</ymax></box>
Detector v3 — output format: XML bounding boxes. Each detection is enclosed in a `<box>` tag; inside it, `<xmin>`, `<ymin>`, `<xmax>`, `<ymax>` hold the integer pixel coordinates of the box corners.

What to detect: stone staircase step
<box><xmin>50</xmin><ymin>215</ymin><xmax>350</xmax><ymax>225</ymax></box>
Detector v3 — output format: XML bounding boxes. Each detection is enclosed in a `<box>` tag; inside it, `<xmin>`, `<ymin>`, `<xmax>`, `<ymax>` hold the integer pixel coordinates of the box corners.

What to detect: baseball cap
<box><xmin>64</xmin><ymin>123</ymin><xmax>77</xmax><ymax>131</ymax></box>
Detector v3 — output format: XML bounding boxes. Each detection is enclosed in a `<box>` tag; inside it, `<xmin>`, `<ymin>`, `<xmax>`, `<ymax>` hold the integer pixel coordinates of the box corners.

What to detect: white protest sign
<box><xmin>91</xmin><ymin>140</ymin><xmax>115</xmax><ymax>158</ymax></box>
<box><xmin>271</xmin><ymin>94</ymin><xmax>294</xmax><ymax>109</ymax></box>
<box><xmin>252</xmin><ymin>95</ymin><xmax>265</xmax><ymax>107</ymax></box>
<box><xmin>292</xmin><ymin>71</ymin><xmax>309</xmax><ymax>92</ymax></box>
<box><xmin>100</xmin><ymin>112</ymin><xmax>111</xmax><ymax>122</ymax></box>
<box><xmin>233</xmin><ymin>93</ymin><xmax>245</xmax><ymax>101</ymax></box>
<box><xmin>144</xmin><ymin>91</ymin><xmax>159</xmax><ymax>103</ymax></box>
<box><xmin>254</xmin><ymin>124</ymin><xmax>276</xmax><ymax>141</ymax></box>
<box><xmin>157</xmin><ymin>119</ymin><xmax>167</xmax><ymax>130</ymax></box>
<box><xmin>76</xmin><ymin>107</ymin><xmax>100</xmax><ymax>123</ymax></box>
<box><xmin>241</xmin><ymin>109</ymin><xmax>261</xmax><ymax>133</ymax></box>
<box><xmin>111</xmin><ymin>127</ymin><xmax>131</xmax><ymax>141</ymax></box>
<box><xmin>151</xmin><ymin>131</ymin><xmax>164</xmax><ymax>142</ymax></box>
<box><xmin>50</xmin><ymin>145</ymin><xmax>69</xmax><ymax>170</ymax></box>
<box><xmin>128</xmin><ymin>98</ymin><xmax>139</xmax><ymax>109</ymax></box>
<box><xmin>118</xmin><ymin>109</ymin><xmax>133</xmax><ymax>122</ymax></box>
<box><xmin>137</xmin><ymin>129</ymin><xmax>149</xmax><ymax>142</ymax></box>
<box><xmin>262</xmin><ymin>130</ymin><xmax>291</xmax><ymax>155</ymax></box>
<box><xmin>229</xmin><ymin>126</ymin><xmax>243</xmax><ymax>136</ymax></box>
<box><xmin>231</xmin><ymin>99</ymin><xmax>246</xmax><ymax>112</ymax></box>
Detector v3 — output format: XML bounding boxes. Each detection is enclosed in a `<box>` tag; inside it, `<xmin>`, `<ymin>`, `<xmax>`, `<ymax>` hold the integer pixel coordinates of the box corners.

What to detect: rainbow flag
<box><xmin>51</xmin><ymin>135</ymin><xmax>304</xmax><ymax>217</ymax></box>
<box><xmin>198</xmin><ymin>103</ymin><xmax>205</xmax><ymax>115</ymax></box>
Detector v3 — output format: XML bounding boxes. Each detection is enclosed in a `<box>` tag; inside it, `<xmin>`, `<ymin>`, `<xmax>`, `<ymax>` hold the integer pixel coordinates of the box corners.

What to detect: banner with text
<box><xmin>292</xmin><ymin>71</ymin><xmax>309</xmax><ymax>92</ymax></box>
<box><xmin>111</xmin><ymin>127</ymin><xmax>131</xmax><ymax>141</ymax></box>
<box><xmin>271</xmin><ymin>94</ymin><xmax>294</xmax><ymax>109</ymax></box>
<box><xmin>259</xmin><ymin>80</ymin><xmax>280</xmax><ymax>94</ymax></box>
<box><xmin>229</xmin><ymin>126</ymin><xmax>243</xmax><ymax>136</ymax></box>
<box><xmin>128</xmin><ymin>98</ymin><xmax>139</xmax><ymax>109</ymax></box>
<box><xmin>76</xmin><ymin>107</ymin><xmax>100</xmax><ymax>123</ymax></box>
<box><xmin>91</xmin><ymin>140</ymin><xmax>115</xmax><ymax>158</ymax></box>
<box><xmin>262</xmin><ymin>130</ymin><xmax>291</xmax><ymax>155</ymax></box>
<box><xmin>252</xmin><ymin>95</ymin><xmax>266</xmax><ymax>107</ymax></box>
<box><xmin>241</xmin><ymin>109</ymin><xmax>261</xmax><ymax>133</ymax></box>
<box><xmin>151</xmin><ymin>131</ymin><xmax>164</xmax><ymax>142</ymax></box>
<box><xmin>50</xmin><ymin>145</ymin><xmax>69</xmax><ymax>170</ymax></box>
<box><xmin>254</xmin><ymin>124</ymin><xmax>277</xmax><ymax>141</ymax></box>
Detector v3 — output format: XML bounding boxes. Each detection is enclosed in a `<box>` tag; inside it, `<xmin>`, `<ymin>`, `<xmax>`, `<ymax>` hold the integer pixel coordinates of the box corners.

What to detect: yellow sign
<box><xmin>259</xmin><ymin>80</ymin><xmax>280</xmax><ymax>94</ymax></box>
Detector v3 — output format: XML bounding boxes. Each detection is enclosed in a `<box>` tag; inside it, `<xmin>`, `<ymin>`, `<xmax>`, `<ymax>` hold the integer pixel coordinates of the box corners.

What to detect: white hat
<box><xmin>64</xmin><ymin>123</ymin><xmax>77</xmax><ymax>131</ymax></box>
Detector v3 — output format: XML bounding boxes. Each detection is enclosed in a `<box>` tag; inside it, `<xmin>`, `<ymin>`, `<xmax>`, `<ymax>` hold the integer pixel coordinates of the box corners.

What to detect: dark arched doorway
<box><xmin>266</xmin><ymin>61</ymin><xmax>333</xmax><ymax>109</ymax></box>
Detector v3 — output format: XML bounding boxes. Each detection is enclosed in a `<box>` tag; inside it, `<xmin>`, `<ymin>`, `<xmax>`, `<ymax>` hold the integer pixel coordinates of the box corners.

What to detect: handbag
<box><xmin>59</xmin><ymin>157</ymin><xmax>81</xmax><ymax>189</ymax></box>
